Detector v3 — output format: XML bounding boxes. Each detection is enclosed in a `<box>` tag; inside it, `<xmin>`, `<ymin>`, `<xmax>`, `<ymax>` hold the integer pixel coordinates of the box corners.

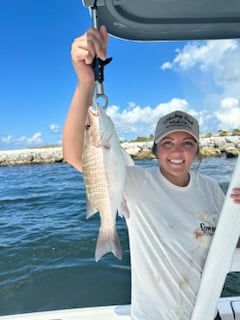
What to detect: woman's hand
<box><xmin>71</xmin><ymin>25</ymin><xmax>108</xmax><ymax>83</ymax></box>
<box><xmin>230</xmin><ymin>188</ymin><xmax>240</xmax><ymax>204</ymax></box>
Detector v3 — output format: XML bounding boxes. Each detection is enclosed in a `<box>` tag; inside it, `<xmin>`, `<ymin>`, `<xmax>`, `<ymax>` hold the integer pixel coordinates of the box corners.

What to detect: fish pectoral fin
<box><xmin>95</xmin><ymin>228</ymin><xmax>122</xmax><ymax>262</ymax></box>
<box><xmin>95</xmin><ymin>138</ymin><xmax>111</xmax><ymax>149</ymax></box>
<box><xmin>100</xmin><ymin>141</ymin><xmax>111</xmax><ymax>149</ymax></box>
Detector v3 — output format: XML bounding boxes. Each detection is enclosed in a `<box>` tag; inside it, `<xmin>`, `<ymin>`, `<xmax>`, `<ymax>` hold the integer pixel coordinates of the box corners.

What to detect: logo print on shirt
<box><xmin>194</xmin><ymin>212</ymin><xmax>218</xmax><ymax>247</ymax></box>
<box><xmin>200</xmin><ymin>223</ymin><xmax>216</xmax><ymax>236</ymax></box>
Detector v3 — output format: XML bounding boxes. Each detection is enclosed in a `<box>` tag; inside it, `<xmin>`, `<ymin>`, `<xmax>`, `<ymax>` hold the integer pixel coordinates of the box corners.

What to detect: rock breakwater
<box><xmin>0</xmin><ymin>147</ymin><xmax>63</xmax><ymax>166</ymax></box>
<box><xmin>0</xmin><ymin>135</ymin><xmax>239</xmax><ymax>166</ymax></box>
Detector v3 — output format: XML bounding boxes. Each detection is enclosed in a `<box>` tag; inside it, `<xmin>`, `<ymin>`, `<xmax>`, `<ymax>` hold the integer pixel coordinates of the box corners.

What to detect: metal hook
<box><xmin>92</xmin><ymin>93</ymin><xmax>109</xmax><ymax>110</ymax></box>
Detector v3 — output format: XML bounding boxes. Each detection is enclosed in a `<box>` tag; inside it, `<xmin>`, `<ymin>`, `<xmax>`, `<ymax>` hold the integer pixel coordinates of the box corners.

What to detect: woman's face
<box><xmin>156</xmin><ymin>131</ymin><xmax>198</xmax><ymax>186</ymax></box>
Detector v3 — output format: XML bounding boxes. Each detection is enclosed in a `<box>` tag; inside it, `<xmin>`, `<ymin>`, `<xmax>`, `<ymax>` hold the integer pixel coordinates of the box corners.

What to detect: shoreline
<box><xmin>0</xmin><ymin>135</ymin><xmax>239</xmax><ymax>166</ymax></box>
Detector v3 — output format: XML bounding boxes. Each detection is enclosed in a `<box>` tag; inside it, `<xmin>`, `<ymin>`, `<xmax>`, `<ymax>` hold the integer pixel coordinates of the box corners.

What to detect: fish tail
<box><xmin>95</xmin><ymin>228</ymin><xmax>122</xmax><ymax>262</ymax></box>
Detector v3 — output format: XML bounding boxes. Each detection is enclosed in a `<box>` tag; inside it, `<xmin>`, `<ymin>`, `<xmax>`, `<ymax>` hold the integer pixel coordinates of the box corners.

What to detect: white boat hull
<box><xmin>0</xmin><ymin>296</ymin><xmax>240</xmax><ymax>320</ymax></box>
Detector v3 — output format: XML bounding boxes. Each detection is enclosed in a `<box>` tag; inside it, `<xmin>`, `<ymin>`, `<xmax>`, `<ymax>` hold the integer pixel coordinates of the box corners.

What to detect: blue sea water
<box><xmin>0</xmin><ymin>157</ymin><xmax>239</xmax><ymax>316</ymax></box>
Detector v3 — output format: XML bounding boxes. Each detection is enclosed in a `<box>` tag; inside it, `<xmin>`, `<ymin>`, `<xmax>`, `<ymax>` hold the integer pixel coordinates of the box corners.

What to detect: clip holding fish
<box><xmin>91</xmin><ymin>0</ymin><xmax>112</xmax><ymax>109</ymax></box>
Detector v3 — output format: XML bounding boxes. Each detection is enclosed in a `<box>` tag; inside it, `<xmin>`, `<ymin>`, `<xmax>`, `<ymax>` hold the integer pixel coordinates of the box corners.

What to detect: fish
<box><xmin>82</xmin><ymin>105</ymin><xmax>134</xmax><ymax>262</ymax></box>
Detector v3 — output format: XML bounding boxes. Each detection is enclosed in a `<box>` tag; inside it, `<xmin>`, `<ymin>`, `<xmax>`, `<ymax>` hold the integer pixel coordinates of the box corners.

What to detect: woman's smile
<box><xmin>156</xmin><ymin>131</ymin><xmax>198</xmax><ymax>186</ymax></box>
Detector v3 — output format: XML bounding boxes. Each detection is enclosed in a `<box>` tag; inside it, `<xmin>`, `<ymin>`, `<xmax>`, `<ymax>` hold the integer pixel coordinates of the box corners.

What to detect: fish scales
<box><xmin>82</xmin><ymin>105</ymin><xmax>134</xmax><ymax>261</ymax></box>
<box><xmin>83</xmin><ymin>146</ymin><xmax>116</xmax><ymax>218</ymax></box>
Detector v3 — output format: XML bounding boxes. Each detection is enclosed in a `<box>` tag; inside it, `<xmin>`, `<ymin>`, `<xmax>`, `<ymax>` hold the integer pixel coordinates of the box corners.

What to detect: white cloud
<box><xmin>162</xmin><ymin>39</ymin><xmax>238</xmax><ymax>72</ymax></box>
<box><xmin>27</xmin><ymin>132</ymin><xmax>42</xmax><ymax>144</ymax></box>
<box><xmin>1</xmin><ymin>132</ymin><xmax>43</xmax><ymax>148</ymax></box>
<box><xmin>161</xmin><ymin>39</ymin><xmax>240</xmax><ymax>95</ymax></box>
<box><xmin>159</xmin><ymin>39</ymin><xmax>240</xmax><ymax>124</ymax></box>
<box><xmin>1</xmin><ymin>135</ymin><xmax>13</xmax><ymax>144</ymax></box>
<box><xmin>50</xmin><ymin>123</ymin><xmax>60</xmax><ymax>134</ymax></box>
<box><xmin>161</xmin><ymin>61</ymin><xmax>172</xmax><ymax>70</ymax></box>
<box><xmin>215</xmin><ymin>97</ymin><xmax>240</xmax><ymax>130</ymax></box>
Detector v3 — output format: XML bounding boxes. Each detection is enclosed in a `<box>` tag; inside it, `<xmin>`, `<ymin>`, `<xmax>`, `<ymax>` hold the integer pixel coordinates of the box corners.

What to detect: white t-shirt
<box><xmin>123</xmin><ymin>166</ymin><xmax>225</xmax><ymax>320</ymax></box>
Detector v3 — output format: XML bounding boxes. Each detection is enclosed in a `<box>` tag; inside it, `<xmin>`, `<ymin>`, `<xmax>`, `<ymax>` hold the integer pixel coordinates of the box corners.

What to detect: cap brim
<box><xmin>154</xmin><ymin>129</ymin><xmax>199</xmax><ymax>144</ymax></box>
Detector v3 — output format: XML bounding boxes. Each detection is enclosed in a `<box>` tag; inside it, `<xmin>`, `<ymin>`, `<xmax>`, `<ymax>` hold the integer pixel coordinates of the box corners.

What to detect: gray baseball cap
<box><xmin>154</xmin><ymin>110</ymin><xmax>199</xmax><ymax>143</ymax></box>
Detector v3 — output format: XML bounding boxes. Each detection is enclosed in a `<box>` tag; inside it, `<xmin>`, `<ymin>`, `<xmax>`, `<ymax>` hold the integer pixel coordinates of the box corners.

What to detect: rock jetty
<box><xmin>0</xmin><ymin>147</ymin><xmax>63</xmax><ymax>166</ymax></box>
<box><xmin>0</xmin><ymin>135</ymin><xmax>239</xmax><ymax>166</ymax></box>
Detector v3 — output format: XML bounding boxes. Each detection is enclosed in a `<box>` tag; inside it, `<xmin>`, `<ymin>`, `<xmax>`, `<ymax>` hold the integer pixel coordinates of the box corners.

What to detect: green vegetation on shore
<box><xmin>131</xmin><ymin>129</ymin><xmax>240</xmax><ymax>142</ymax></box>
<box><xmin>28</xmin><ymin>144</ymin><xmax>61</xmax><ymax>149</ymax></box>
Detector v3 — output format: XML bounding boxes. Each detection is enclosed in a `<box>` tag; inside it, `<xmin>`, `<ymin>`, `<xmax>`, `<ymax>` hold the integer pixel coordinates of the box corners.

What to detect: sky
<box><xmin>0</xmin><ymin>0</ymin><xmax>240</xmax><ymax>150</ymax></box>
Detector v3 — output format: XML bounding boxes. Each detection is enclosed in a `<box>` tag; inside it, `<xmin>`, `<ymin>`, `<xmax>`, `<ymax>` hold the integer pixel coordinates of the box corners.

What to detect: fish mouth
<box><xmin>86</xmin><ymin>106</ymin><xmax>100</xmax><ymax>128</ymax></box>
<box><xmin>89</xmin><ymin>106</ymin><xmax>100</xmax><ymax>117</ymax></box>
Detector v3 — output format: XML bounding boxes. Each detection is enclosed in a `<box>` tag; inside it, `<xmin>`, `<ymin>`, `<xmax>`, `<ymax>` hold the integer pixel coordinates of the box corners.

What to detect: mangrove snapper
<box><xmin>82</xmin><ymin>105</ymin><xmax>134</xmax><ymax>261</ymax></box>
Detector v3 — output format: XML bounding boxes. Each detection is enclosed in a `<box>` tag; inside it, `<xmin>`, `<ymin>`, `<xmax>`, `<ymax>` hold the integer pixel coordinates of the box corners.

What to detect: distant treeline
<box><xmin>129</xmin><ymin>129</ymin><xmax>240</xmax><ymax>143</ymax></box>
<box><xmin>204</xmin><ymin>129</ymin><xmax>240</xmax><ymax>137</ymax></box>
<box><xmin>28</xmin><ymin>144</ymin><xmax>61</xmax><ymax>149</ymax></box>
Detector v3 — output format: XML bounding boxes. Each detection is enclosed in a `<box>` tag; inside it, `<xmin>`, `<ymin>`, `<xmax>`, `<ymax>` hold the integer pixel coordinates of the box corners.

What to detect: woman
<box><xmin>63</xmin><ymin>25</ymin><xmax>240</xmax><ymax>320</ymax></box>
